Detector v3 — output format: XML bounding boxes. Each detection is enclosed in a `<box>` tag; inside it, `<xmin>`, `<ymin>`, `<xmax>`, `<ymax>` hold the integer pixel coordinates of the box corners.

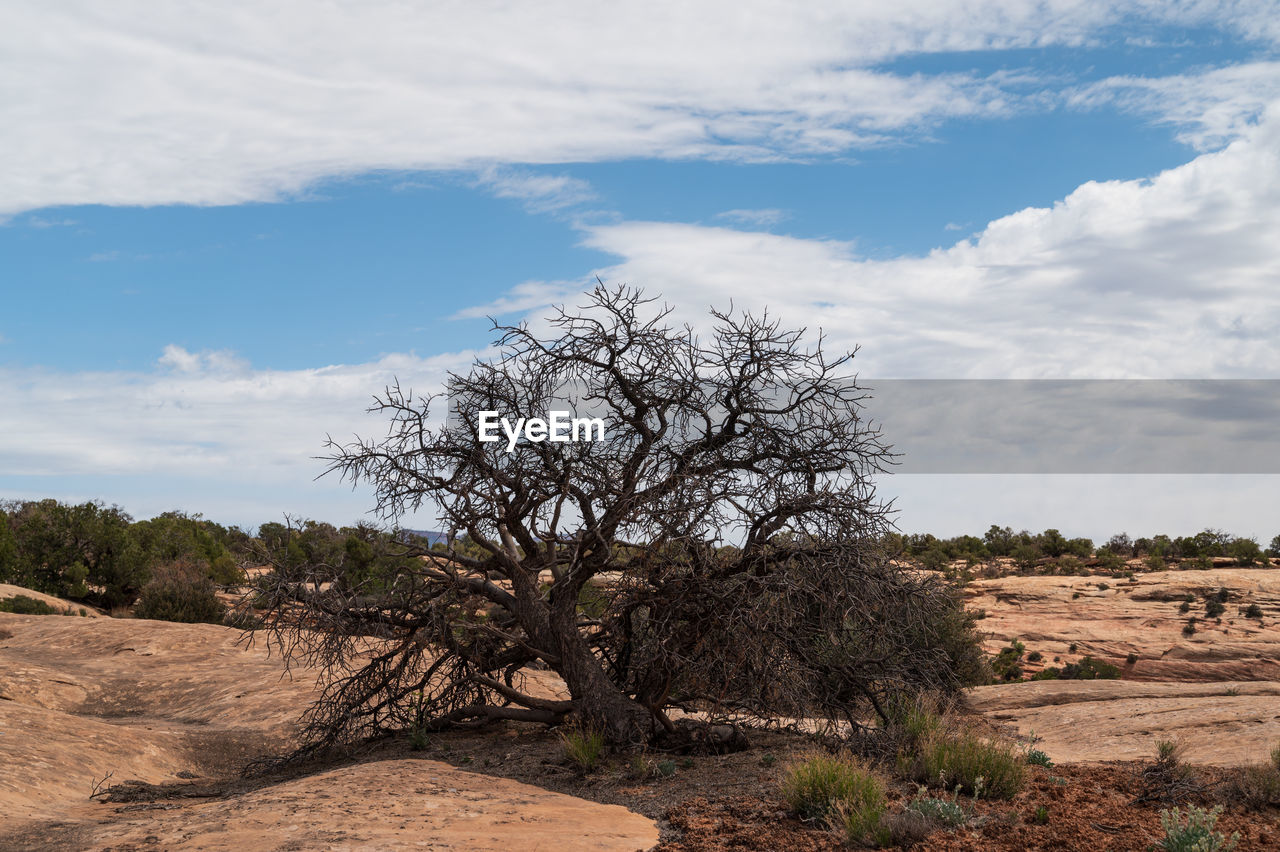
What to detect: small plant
<box><xmin>1032</xmin><ymin>805</ymin><xmax>1049</xmax><ymax>824</ymax></box>
<box><xmin>1180</xmin><ymin>601</ymin><xmax>1192</xmax><ymax>613</ymax></box>
<box><xmin>759</xmin><ymin>753</ymin><xmax>777</xmax><ymax>767</ymax></box>
<box><xmin>1215</xmin><ymin>587</ymin><xmax>1230</xmax><ymax>603</ymax></box>
<box><xmin>1127</xmin><ymin>652</ymin><xmax>1139</xmax><ymax>665</ymax></box>
<box><xmin>916</xmin><ymin>730</ymin><xmax>1026</xmax><ymax>799</ymax></box>
<box><xmin>905</xmin><ymin>785</ymin><xmax>969</xmax><ymax>827</ymax></box>
<box><xmin>680</xmin><ymin>757</ymin><xmax>694</xmax><ymax>770</ymax></box>
<box><xmin>407</xmin><ymin>727</ymin><xmax>429</xmax><ymax>751</ymax></box>
<box><xmin>1245</xmin><ymin>603</ymin><xmax>1263</xmax><ymax>619</ymax></box>
<box><xmin>1025</xmin><ymin>748</ymin><xmax>1054</xmax><ymax>768</ymax></box>
<box><xmin>1156</xmin><ymin>805</ymin><xmax>1238</xmax><ymax>852</ymax></box>
<box><xmin>1183</xmin><ymin>618</ymin><xmax>1198</xmax><ymax>636</ymax></box>
<box><xmin>1097</xmin><ymin>582</ymin><xmax>1110</xmax><ymax>591</ymax></box>
<box><xmin>1068</xmin><ymin>642</ymin><xmax>1078</xmax><ymax>653</ymax></box>
<box><xmin>1026</xmin><ymin>650</ymin><xmax>1043</xmax><ymax>663</ymax></box>
<box><xmin>1206</xmin><ymin>600</ymin><xmax>1226</xmax><ymax>618</ymax></box>
<box><xmin>559</xmin><ymin>724</ymin><xmax>605</xmax><ymax>772</ymax></box>
<box><xmin>657</xmin><ymin>759</ymin><xmax>677</xmax><ymax>777</ymax></box>
<box><xmin>830</xmin><ymin>793</ymin><xmax>888</xmax><ymax>847</ymax></box>
<box><xmin>1223</xmin><ymin>763</ymin><xmax>1280</xmax><ymax>809</ymax></box>
<box><xmin>1030</xmin><ymin>666</ymin><xmax>1060</xmax><ymax>680</ymax></box>
<box><xmin>1137</xmin><ymin>740</ymin><xmax>1204</xmax><ymax>805</ymax></box>
<box><xmin>781</xmin><ymin>752</ymin><xmax>884</xmax><ymax>824</ymax></box>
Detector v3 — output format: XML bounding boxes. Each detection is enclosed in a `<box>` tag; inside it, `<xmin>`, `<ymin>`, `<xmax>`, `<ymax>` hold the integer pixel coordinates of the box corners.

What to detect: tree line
<box><xmin>891</xmin><ymin>526</ymin><xmax>1279</xmax><ymax>573</ymax></box>
<box><xmin>0</xmin><ymin>499</ymin><xmax>433</xmax><ymax>616</ymax></box>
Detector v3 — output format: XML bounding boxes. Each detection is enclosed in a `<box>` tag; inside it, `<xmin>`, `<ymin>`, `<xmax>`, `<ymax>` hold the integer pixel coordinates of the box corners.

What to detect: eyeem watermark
<box><xmin>477</xmin><ymin>410</ymin><xmax>606</xmax><ymax>451</ymax></box>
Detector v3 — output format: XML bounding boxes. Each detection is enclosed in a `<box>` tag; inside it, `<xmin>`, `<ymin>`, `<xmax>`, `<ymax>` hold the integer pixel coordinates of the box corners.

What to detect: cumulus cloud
<box><xmin>5</xmin><ymin>0</ymin><xmax>1277</xmax><ymax>215</ymax></box>
<box><xmin>465</xmin><ymin>99</ymin><xmax>1280</xmax><ymax>379</ymax></box>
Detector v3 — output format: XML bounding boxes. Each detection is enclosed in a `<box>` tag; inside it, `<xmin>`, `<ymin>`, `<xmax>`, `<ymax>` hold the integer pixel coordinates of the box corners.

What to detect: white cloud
<box><xmin>1073</xmin><ymin>61</ymin><xmax>1280</xmax><ymax>149</ymax></box>
<box><xmin>467</xmin><ymin>99</ymin><xmax>1280</xmax><ymax>379</ymax></box>
<box><xmin>451</xmin><ymin>279</ymin><xmax>590</xmax><ymax>320</ymax></box>
<box><xmin>474</xmin><ymin>167</ymin><xmax>597</xmax><ymax>214</ymax></box>
<box><xmin>24</xmin><ymin>216</ymin><xmax>79</xmax><ymax>228</ymax></box>
<box><xmin>0</xmin><ymin>348</ymin><xmax>475</xmax><ymax>482</ymax></box>
<box><xmin>714</xmin><ymin>208</ymin><xmax>788</xmax><ymax>227</ymax></box>
<box><xmin>5</xmin><ymin>0</ymin><xmax>1276</xmax><ymax>215</ymax></box>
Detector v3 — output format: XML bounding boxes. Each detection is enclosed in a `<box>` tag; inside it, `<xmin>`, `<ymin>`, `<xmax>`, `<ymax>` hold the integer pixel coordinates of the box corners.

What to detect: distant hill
<box><xmin>401</xmin><ymin>529</ymin><xmax>448</xmax><ymax>546</ymax></box>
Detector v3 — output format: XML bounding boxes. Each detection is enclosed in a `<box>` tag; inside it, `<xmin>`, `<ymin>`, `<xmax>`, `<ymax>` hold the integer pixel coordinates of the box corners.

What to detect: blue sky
<box><xmin>3</xmin><ymin>1</ymin><xmax>1280</xmax><ymax>541</ymax></box>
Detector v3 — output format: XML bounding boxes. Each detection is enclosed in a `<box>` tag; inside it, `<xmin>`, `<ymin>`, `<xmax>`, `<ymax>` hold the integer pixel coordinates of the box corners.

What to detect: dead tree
<box><xmin>254</xmin><ymin>285</ymin><xmax>984</xmax><ymax>754</ymax></box>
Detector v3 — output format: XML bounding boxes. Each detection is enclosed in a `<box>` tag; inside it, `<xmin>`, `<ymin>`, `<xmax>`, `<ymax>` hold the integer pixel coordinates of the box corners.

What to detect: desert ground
<box><xmin>2</xmin><ymin>565</ymin><xmax>1279</xmax><ymax>850</ymax></box>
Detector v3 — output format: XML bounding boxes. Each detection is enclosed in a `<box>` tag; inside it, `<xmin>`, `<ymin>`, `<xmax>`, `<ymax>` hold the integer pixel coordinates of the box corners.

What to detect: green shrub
<box><xmin>1127</xmin><ymin>652</ymin><xmax>1139</xmax><ymax>665</ymax></box>
<box><xmin>1180</xmin><ymin>601</ymin><xmax>1192</xmax><ymax>613</ymax></box>
<box><xmin>1156</xmin><ymin>805</ymin><xmax>1238</xmax><ymax>852</ymax></box>
<box><xmin>831</xmin><ymin>790</ymin><xmax>888</xmax><ymax>847</ymax></box>
<box><xmin>0</xmin><ymin>594</ymin><xmax>62</xmax><ymax>615</ymax></box>
<box><xmin>1060</xmin><ymin>655</ymin><xmax>1120</xmax><ymax>680</ymax></box>
<box><xmin>133</xmin><ymin>561</ymin><xmax>227</xmax><ymax>624</ymax></box>
<box><xmin>1244</xmin><ymin>603</ymin><xmax>1263</xmax><ymax>619</ymax></box>
<box><xmin>1206</xmin><ymin>600</ymin><xmax>1226</xmax><ymax>618</ymax></box>
<box><xmin>782</xmin><ymin>752</ymin><xmax>884</xmax><ymax>824</ymax></box>
<box><xmin>1030</xmin><ymin>666</ymin><xmax>1060</xmax><ymax>680</ymax></box>
<box><xmin>991</xmin><ymin>639</ymin><xmax>1025</xmax><ymax>681</ymax></box>
<box><xmin>1183</xmin><ymin>619</ymin><xmax>1198</xmax><ymax>636</ymax></box>
<box><xmin>559</xmin><ymin>724</ymin><xmax>605</xmax><ymax>772</ymax></box>
<box><xmin>916</xmin><ymin>730</ymin><xmax>1026</xmax><ymax>799</ymax></box>
<box><xmin>1033</xmin><ymin>805</ymin><xmax>1049</xmax><ymax>824</ymax></box>
<box><xmin>1025</xmin><ymin>748</ymin><xmax>1054</xmax><ymax>768</ymax></box>
<box><xmin>1026</xmin><ymin>650</ymin><xmax>1043</xmax><ymax>663</ymax></box>
<box><xmin>1223</xmin><ymin>763</ymin><xmax>1280</xmax><ymax>809</ymax></box>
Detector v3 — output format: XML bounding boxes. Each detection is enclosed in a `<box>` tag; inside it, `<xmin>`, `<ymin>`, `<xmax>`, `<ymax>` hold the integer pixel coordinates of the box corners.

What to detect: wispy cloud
<box><xmin>474</xmin><ymin>167</ymin><xmax>597</xmax><ymax>214</ymax></box>
<box><xmin>88</xmin><ymin>249</ymin><xmax>152</xmax><ymax>262</ymax></box>
<box><xmin>1071</xmin><ymin>61</ymin><xmax>1280</xmax><ymax>150</ymax></box>
<box><xmin>25</xmin><ymin>215</ymin><xmax>78</xmax><ymax>228</ymax></box>
<box><xmin>5</xmin><ymin>1</ymin><xmax>1275</xmax><ymax>215</ymax></box>
<box><xmin>451</xmin><ymin>279</ymin><xmax>586</xmax><ymax>320</ymax></box>
<box><xmin>714</xmin><ymin>208</ymin><xmax>787</xmax><ymax>227</ymax></box>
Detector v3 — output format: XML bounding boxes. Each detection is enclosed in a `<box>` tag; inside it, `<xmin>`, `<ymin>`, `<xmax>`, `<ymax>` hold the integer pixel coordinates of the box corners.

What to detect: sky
<box><xmin>3</xmin><ymin>1</ymin><xmax>1280</xmax><ymax>542</ymax></box>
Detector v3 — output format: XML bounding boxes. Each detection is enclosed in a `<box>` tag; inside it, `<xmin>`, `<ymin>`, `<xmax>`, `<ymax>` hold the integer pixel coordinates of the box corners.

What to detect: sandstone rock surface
<box><xmin>0</xmin><ymin>610</ymin><xmax>658</xmax><ymax>851</ymax></box>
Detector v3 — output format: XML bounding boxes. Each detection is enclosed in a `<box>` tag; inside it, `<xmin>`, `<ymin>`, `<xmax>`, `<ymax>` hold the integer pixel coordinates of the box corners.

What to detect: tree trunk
<box><xmin>546</xmin><ymin>592</ymin><xmax>653</xmax><ymax>746</ymax></box>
